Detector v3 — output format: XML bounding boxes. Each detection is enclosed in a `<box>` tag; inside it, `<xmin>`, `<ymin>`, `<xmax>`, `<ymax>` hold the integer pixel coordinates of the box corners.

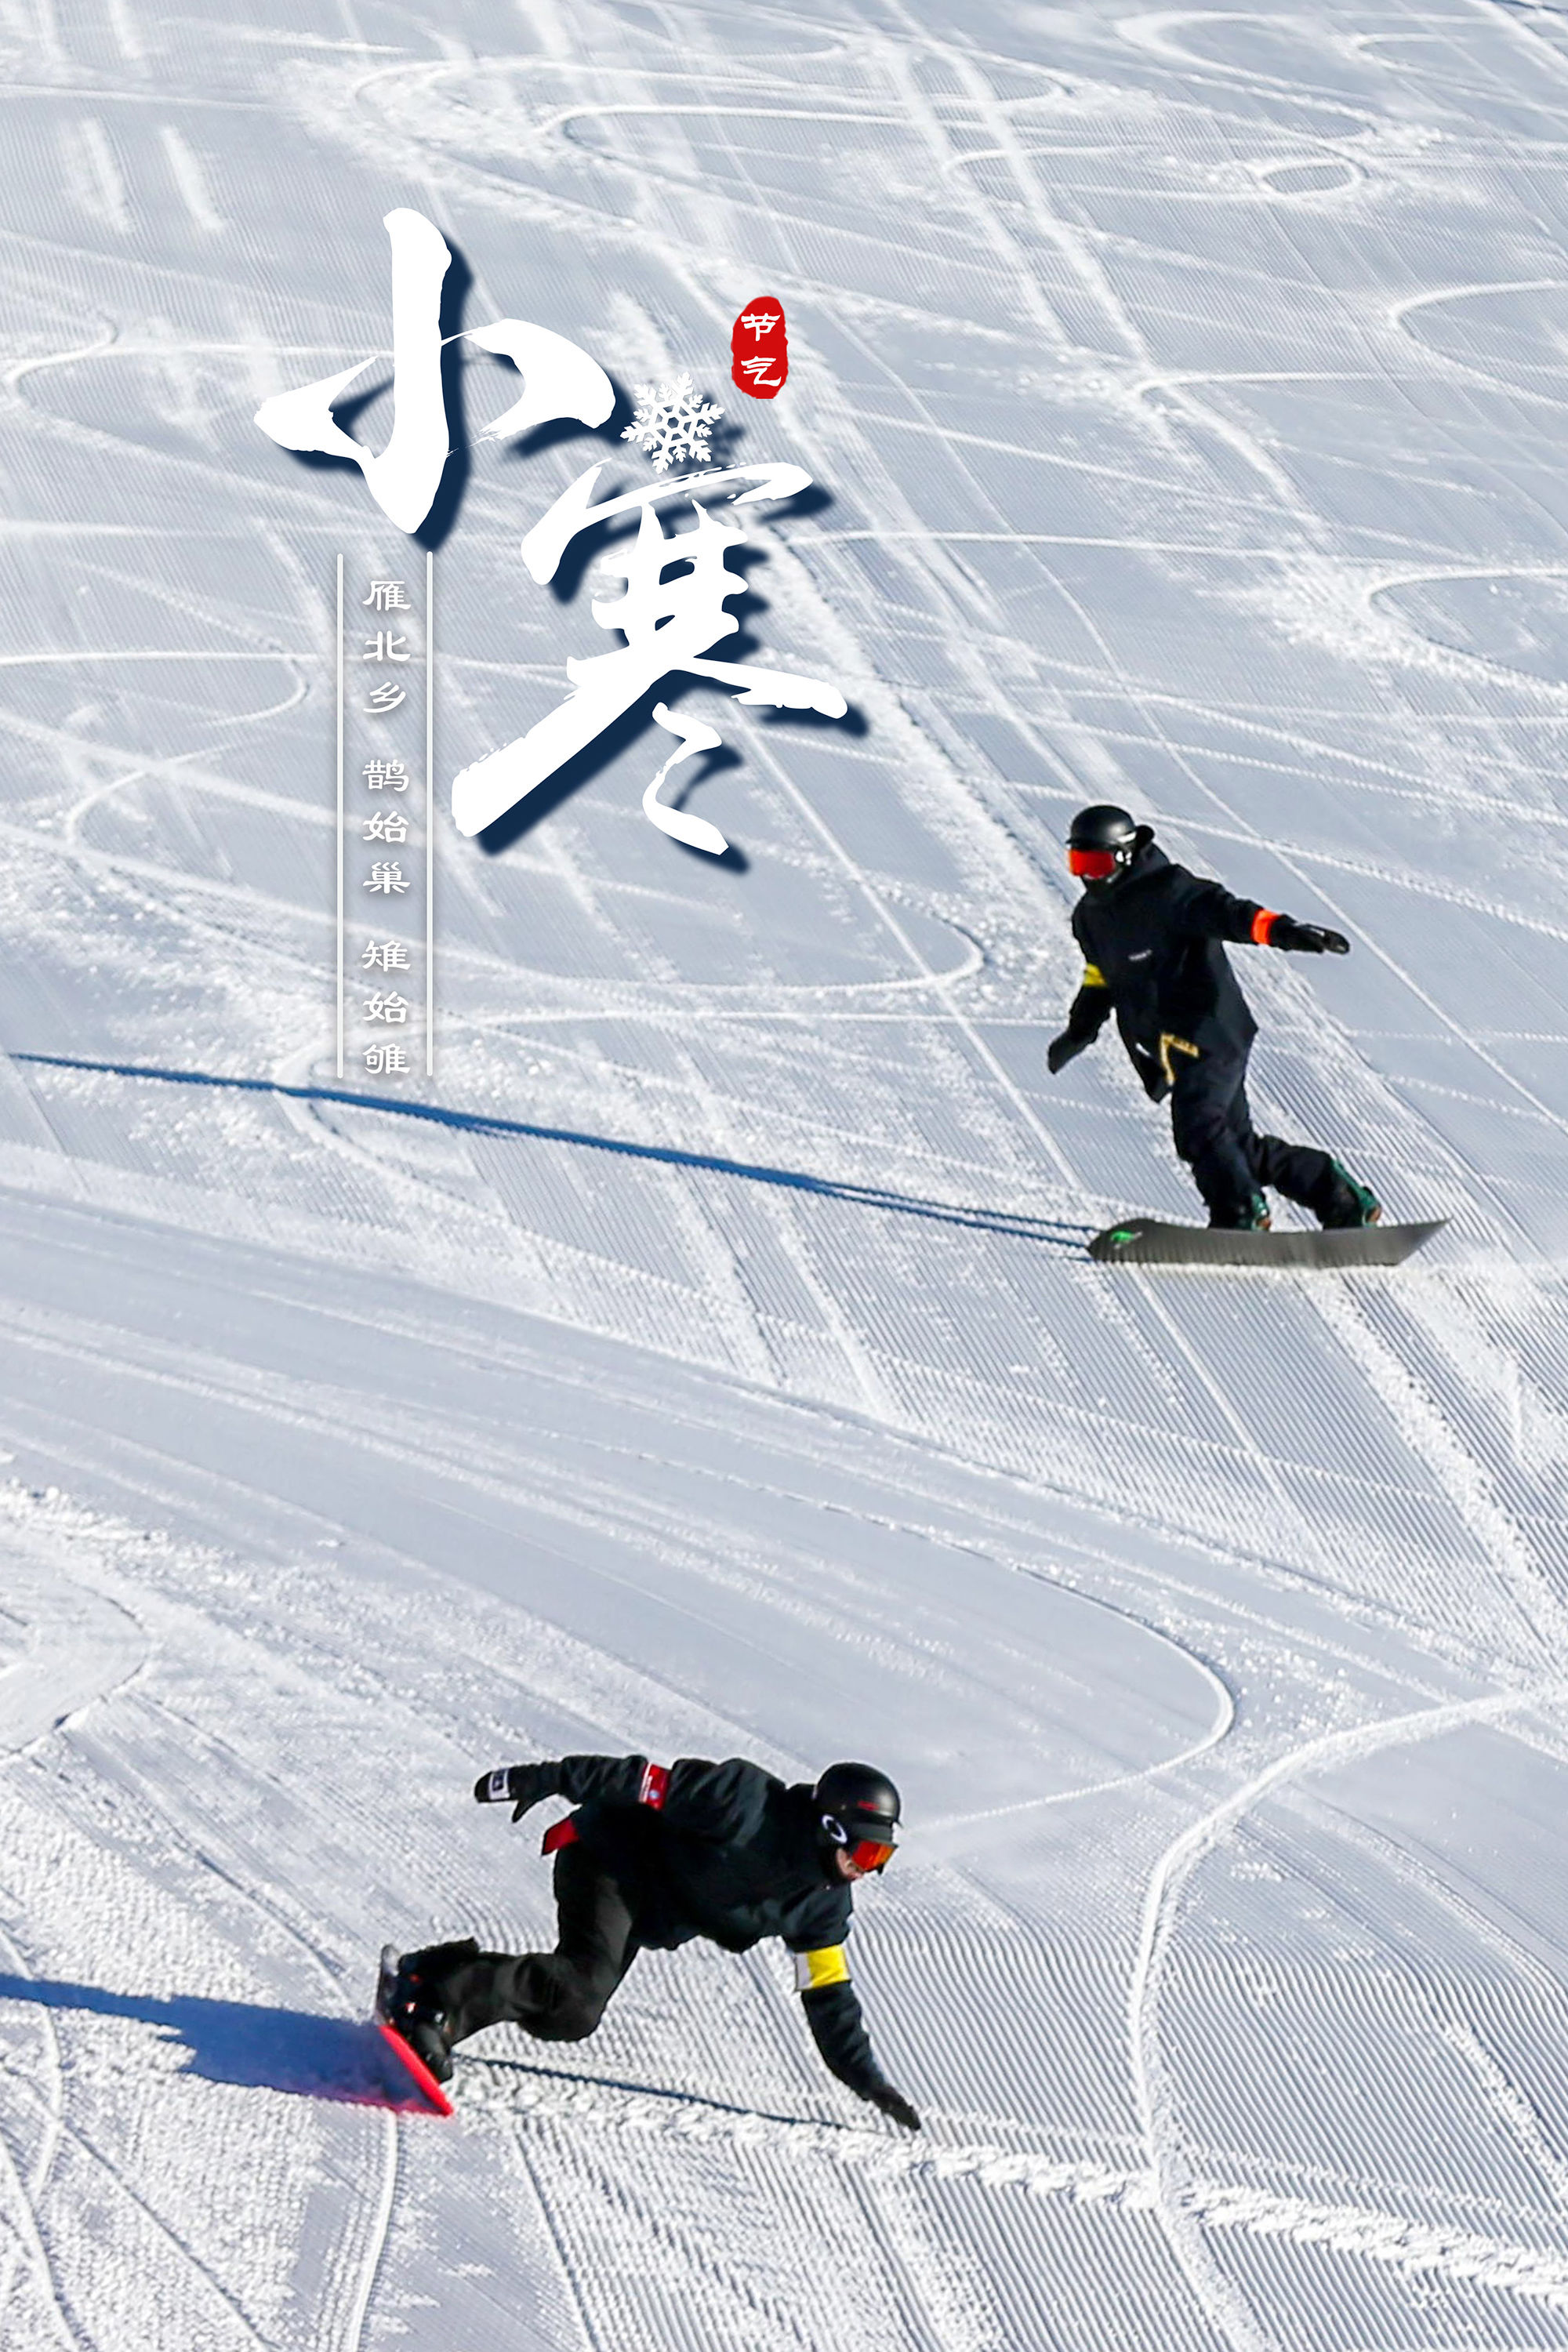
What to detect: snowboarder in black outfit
<box><xmin>1047</xmin><ymin>805</ymin><xmax>1381</xmax><ymax>1231</ymax></box>
<box><xmin>387</xmin><ymin>1754</ymin><xmax>920</xmax><ymax>2129</ymax></box>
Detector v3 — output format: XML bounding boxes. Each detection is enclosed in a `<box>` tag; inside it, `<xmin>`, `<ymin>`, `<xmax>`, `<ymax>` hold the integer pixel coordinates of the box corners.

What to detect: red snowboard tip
<box><xmin>376</xmin><ymin>2020</ymin><xmax>454</xmax><ymax>2116</ymax></box>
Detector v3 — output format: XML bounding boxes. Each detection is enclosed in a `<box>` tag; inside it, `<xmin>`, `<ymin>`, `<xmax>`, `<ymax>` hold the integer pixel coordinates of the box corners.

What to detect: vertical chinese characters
<box><xmin>357</xmin><ymin>579</ymin><xmax>421</xmax><ymax>1078</ymax></box>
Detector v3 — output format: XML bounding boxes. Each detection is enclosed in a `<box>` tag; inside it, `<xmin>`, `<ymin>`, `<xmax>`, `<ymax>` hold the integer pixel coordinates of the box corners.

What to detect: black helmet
<box><xmin>815</xmin><ymin>1761</ymin><xmax>901</xmax><ymax>1866</ymax></box>
<box><xmin>1066</xmin><ymin>804</ymin><xmax>1142</xmax><ymax>886</ymax></box>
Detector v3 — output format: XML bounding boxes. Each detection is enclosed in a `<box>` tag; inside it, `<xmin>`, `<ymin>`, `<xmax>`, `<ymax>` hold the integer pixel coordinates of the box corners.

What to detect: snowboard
<box><xmin>1087</xmin><ymin>1217</ymin><xmax>1446</xmax><ymax>1269</ymax></box>
<box><xmin>374</xmin><ymin>1944</ymin><xmax>454</xmax><ymax>2116</ymax></box>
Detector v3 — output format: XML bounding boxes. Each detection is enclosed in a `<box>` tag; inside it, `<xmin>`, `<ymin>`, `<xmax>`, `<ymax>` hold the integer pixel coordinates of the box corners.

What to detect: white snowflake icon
<box><xmin>621</xmin><ymin>373</ymin><xmax>723</xmax><ymax>470</ymax></box>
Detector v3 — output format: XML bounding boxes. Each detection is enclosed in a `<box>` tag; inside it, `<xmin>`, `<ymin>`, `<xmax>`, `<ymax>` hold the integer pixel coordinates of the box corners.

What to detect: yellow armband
<box><xmin>793</xmin><ymin>1945</ymin><xmax>851</xmax><ymax>1992</ymax></box>
<box><xmin>1081</xmin><ymin>964</ymin><xmax>1107</xmax><ymax>988</ymax></box>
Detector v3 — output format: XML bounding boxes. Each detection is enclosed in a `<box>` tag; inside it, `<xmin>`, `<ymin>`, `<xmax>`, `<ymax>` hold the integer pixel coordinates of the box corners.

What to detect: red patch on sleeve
<box><xmin>639</xmin><ymin>1761</ymin><xmax>671</xmax><ymax>1809</ymax></box>
<box><xmin>731</xmin><ymin>297</ymin><xmax>788</xmax><ymax>400</ymax></box>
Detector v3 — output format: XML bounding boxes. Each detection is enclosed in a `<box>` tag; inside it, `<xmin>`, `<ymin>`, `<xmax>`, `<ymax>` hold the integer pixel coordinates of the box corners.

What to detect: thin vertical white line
<box><xmin>336</xmin><ymin>554</ymin><xmax>344</xmax><ymax>1079</ymax></box>
<box><xmin>426</xmin><ymin>547</ymin><xmax>434</xmax><ymax>1080</ymax></box>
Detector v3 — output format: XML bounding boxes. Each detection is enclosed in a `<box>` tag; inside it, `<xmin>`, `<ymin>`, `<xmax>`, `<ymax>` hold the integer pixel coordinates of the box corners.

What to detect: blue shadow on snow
<box><xmin>14</xmin><ymin>1053</ymin><xmax>1093</xmax><ymax>1252</ymax></box>
<box><xmin>0</xmin><ymin>1973</ymin><xmax>849</xmax><ymax>2130</ymax></box>
<box><xmin>0</xmin><ymin>1971</ymin><xmax>425</xmax><ymax>2110</ymax></box>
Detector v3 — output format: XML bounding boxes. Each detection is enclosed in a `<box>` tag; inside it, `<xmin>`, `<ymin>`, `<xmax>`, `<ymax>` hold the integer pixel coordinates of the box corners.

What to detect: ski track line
<box><xmin>0</xmin><ymin>1920</ymin><xmax>67</xmax><ymax>2346</ymax></box>
<box><xmin>922</xmin><ymin>1564</ymin><xmax>1236</xmax><ymax>1836</ymax></box>
<box><xmin>0</xmin><ymin>1342</ymin><xmax>841</xmax><ymax>1762</ymax></box>
<box><xmin>0</xmin><ymin>1091</ymin><xmax>1533</xmax><ymax>1722</ymax></box>
<box><xmin>1129</xmin><ymin>1689</ymin><xmax>1533</xmax><ymax>2352</ymax></box>
<box><xmin>27</xmin><ymin>1223</ymin><xmax>1485</xmax><ymax>1731</ymax></box>
<box><xmin>336</xmin><ymin>2112</ymin><xmax>399</xmax><ymax>2352</ymax></box>
<box><xmin>1297</xmin><ymin>1779</ymin><xmax>1568</xmax><ymax>2062</ymax></box>
<box><xmin>0</xmin><ymin>1239</ymin><xmax>1519</xmax><ymax>1711</ymax></box>
<box><xmin>882</xmin><ymin>21</ymin><xmax>1308</xmax><ymax>511</ymax></box>
<box><xmin>0</xmin><ymin>2060</ymin><xmax>275</xmax><ymax>2352</ymax></box>
<box><xmin>1260</xmin><ymin>1751</ymin><xmax>1568</xmax><ymax>2299</ymax></box>
<box><xmin>0</xmin><ymin>1557</ymin><xmax>146</xmax><ymax>2343</ymax></box>
<box><xmin>468</xmin><ymin>2049</ymin><xmax>1568</xmax><ymax>2312</ymax></box>
<box><xmin>1459</xmin><ymin>0</ymin><xmax>1568</xmax><ymax>82</ymax></box>
<box><xmin>1443</xmin><ymin>2023</ymin><xmax>1568</xmax><ymax>2213</ymax></box>
<box><xmin>114</xmin><ymin>1561</ymin><xmax>688</xmax><ymax>1966</ymax></box>
<box><xmin>1174</xmin><ymin>817</ymin><xmax>1568</xmax><ymax>952</ymax></box>
<box><xmin>5</xmin><ymin>1704</ymin><xmax>299</xmax><ymax>2347</ymax></box>
<box><xmin>0</xmin><ymin>1294</ymin><xmax>1382</xmax><ymax>1843</ymax></box>
<box><xmin>0</xmin><ymin>2109</ymin><xmax>81</xmax><ymax>2352</ymax></box>
<box><xmin>546</xmin><ymin>2118</ymin><xmax>842</xmax><ymax>2351</ymax></box>
<box><xmin>1</xmin><ymin>1504</ymin><xmax>375</xmax><ymax>1975</ymax></box>
<box><xmin>1191</xmin><ymin>2180</ymin><xmax>1568</xmax><ymax>2309</ymax></box>
<box><xmin>2</xmin><ymin>1749</ymin><xmax>394</xmax><ymax>2352</ymax></box>
<box><xmin>0</xmin><ymin>1922</ymin><xmax>82</xmax><ymax>2352</ymax></box>
<box><xmin>0</xmin><ymin>1566</ymin><xmax>149</xmax><ymax>1755</ymax></box>
<box><xmin>11</xmin><ymin>789</ymin><xmax>994</xmax><ymax>1019</ymax></box>
<box><xmin>0</xmin><ymin>1451</ymin><xmax>761</xmax><ymax>1815</ymax></box>
<box><xmin>1196</xmin><ymin>791</ymin><xmax>1568</xmax><ymax>1196</ymax></box>
<box><xmin>837</xmin><ymin>2157</ymin><xmax>972</xmax><ymax>2352</ymax></box>
<box><xmin>503</xmin><ymin>2042</ymin><xmax>968</xmax><ymax>2352</ymax></box>
<box><xmin>0</xmin><ymin>814</ymin><xmax>334</xmax><ymax>1018</ymax></box>
<box><xmin>0</xmin><ymin>1529</ymin><xmax>406</xmax><ymax>2352</ymax></box>
<box><xmin>1230</xmin><ymin>1783</ymin><xmax>1568</xmax><ymax>2222</ymax></box>
<box><xmin>26</xmin><ymin>1562</ymin><xmax>486</xmax><ymax>2352</ymax></box>
<box><xmin>0</xmin><ymin>1479</ymin><xmax>643</xmax><ymax>1941</ymax></box>
<box><xmin>509</xmin><ymin>1244</ymin><xmax>1528</xmax><ymax>1692</ymax></box>
<box><xmin>100</xmin><ymin>1691</ymin><xmax>372</xmax><ymax>1987</ymax></box>
<box><xmin>1306</xmin><ymin>1280</ymin><xmax>1568</xmax><ymax>1664</ymax></box>
<box><xmin>510</xmin><ymin>2130</ymin><xmax>606</xmax><ymax>2352</ymax></box>
<box><xmin>0</xmin><ymin>1297</ymin><xmax>1079</xmax><ymax>1715</ymax></box>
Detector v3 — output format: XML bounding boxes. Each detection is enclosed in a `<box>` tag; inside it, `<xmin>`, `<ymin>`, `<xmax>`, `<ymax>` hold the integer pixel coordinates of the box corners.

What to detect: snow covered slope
<box><xmin>5</xmin><ymin>0</ymin><xmax>1568</xmax><ymax>2344</ymax></box>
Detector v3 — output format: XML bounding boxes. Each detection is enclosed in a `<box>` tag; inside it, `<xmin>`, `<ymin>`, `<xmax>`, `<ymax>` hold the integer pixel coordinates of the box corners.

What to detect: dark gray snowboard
<box><xmin>1088</xmin><ymin>1218</ymin><xmax>1446</xmax><ymax>1268</ymax></box>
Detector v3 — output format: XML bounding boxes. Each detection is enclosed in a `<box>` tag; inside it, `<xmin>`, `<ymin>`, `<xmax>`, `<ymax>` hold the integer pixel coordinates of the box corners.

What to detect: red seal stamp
<box><xmin>731</xmin><ymin>296</ymin><xmax>788</xmax><ymax>400</ymax></box>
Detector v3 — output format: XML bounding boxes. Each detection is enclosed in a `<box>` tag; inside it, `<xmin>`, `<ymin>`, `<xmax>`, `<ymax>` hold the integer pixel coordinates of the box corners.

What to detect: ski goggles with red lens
<box><xmin>1068</xmin><ymin>846</ymin><xmax>1120</xmax><ymax>880</ymax></box>
<box><xmin>823</xmin><ymin>1813</ymin><xmax>897</xmax><ymax>1872</ymax></box>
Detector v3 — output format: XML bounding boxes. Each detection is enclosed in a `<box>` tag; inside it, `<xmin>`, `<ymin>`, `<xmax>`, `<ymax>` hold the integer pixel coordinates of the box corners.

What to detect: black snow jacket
<box><xmin>543</xmin><ymin>1751</ymin><xmax>891</xmax><ymax>2099</ymax></box>
<box><xmin>1065</xmin><ymin>837</ymin><xmax>1281</xmax><ymax>1099</ymax></box>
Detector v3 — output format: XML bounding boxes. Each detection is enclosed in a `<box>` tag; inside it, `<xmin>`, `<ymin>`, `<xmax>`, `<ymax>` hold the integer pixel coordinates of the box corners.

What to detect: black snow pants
<box><xmin>444</xmin><ymin>1843</ymin><xmax>641</xmax><ymax>2047</ymax></box>
<box><xmin>1168</xmin><ymin>1052</ymin><xmax>1340</xmax><ymax>1226</ymax></box>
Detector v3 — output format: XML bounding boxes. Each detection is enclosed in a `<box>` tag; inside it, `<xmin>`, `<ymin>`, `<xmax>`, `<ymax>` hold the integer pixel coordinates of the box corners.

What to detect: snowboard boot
<box><xmin>386</xmin><ymin>1936</ymin><xmax>480</xmax><ymax>2084</ymax></box>
<box><xmin>1319</xmin><ymin>1161</ymin><xmax>1381</xmax><ymax>1229</ymax></box>
<box><xmin>1208</xmin><ymin>1191</ymin><xmax>1271</xmax><ymax>1232</ymax></box>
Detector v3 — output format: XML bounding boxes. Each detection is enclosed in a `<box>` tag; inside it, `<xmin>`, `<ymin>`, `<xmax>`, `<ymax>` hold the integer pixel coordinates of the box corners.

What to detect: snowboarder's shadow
<box><xmin>470</xmin><ymin>2051</ymin><xmax>844</xmax><ymax>2133</ymax></box>
<box><xmin>0</xmin><ymin>1975</ymin><xmax>857</xmax><ymax>2132</ymax></box>
<box><xmin>0</xmin><ymin>1972</ymin><xmax>425</xmax><ymax>2111</ymax></box>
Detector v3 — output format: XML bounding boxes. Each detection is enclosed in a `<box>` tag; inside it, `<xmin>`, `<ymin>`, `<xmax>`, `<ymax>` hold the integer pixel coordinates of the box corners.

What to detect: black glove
<box><xmin>1047</xmin><ymin>1031</ymin><xmax>1087</xmax><ymax>1076</ymax></box>
<box><xmin>865</xmin><ymin>2082</ymin><xmax>920</xmax><ymax>2132</ymax></box>
<box><xmin>474</xmin><ymin>1762</ymin><xmax>561</xmax><ymax>1821</ymax></box>
<box><xmin>1269</xmin><ymin>916</ymin><xmax>1349</xmax><ymax>956</ymax></box>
